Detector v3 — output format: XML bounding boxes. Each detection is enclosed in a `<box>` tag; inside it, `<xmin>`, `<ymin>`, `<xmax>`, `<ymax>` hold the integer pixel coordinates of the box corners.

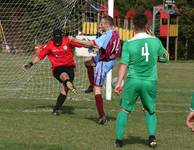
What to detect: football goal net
<box><xmin>0</xmin><ymin>0</ymin><xmax>110</xmax><ymax>100</ymax></box>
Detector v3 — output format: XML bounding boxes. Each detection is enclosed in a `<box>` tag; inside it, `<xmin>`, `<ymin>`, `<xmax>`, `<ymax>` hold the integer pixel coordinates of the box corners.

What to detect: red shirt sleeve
<box><xmin>69</xmin><ymin>41</ymin><xmax>82</xmax><ymax>48</ymax></box>
<box><xmin>37</xmin><ymin>43</ymin><xmax>50</xmax><ymax>60</ymax></box>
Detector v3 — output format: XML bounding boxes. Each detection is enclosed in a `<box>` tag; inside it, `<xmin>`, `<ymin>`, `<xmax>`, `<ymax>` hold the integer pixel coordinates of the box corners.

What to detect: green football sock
<box><xmin>145</xmin><ymin>112</ymin><xmax>157</xmax><ymax>136</ymax></box>
<box><xmin>116</xmin><ymin>110</ymin><xmax>129</xmax><ymax>140</ymax></box>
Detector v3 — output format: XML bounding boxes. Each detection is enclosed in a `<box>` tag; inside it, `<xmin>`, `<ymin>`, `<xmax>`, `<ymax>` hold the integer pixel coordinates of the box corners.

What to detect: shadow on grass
<box><xmin>123</xmin><ymin>135</ymin><xmax>147</xmax><ymax>146</ymax></box>
<box><xmin>61</xmin><ymin>105</ymin><xmax>75</xmax><ymax>115</ymax></box>
<box><xmin>35</xmin><ymin>104</ymin><xmax>53</xmax><ymax>109</ymax></box>
<box><xmin>35</xmin><ymin>105</ymin><xmax>76</xmax><ymax>115</ymax></box>
<box><xmin>85</xmin><ymin>116</ymin><xmax>116</xmax><ymax>124</ymax></box>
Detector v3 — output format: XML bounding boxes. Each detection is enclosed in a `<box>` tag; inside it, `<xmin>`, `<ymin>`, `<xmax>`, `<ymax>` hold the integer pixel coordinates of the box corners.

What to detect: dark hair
<box><xmin>52</xmin><ymin>28</ymin><xmax>63</xmax><ymax>46</ymax></box>
<box><xmin>133</xmin><ymin>14</ymin><xmax>147</xmax><ymax>30</ymax></box>
<box><xmin>102</xmin><ymin>15</ymin><xmax>114</xmax><ymax>26</ymax></box>
<box><xmin>53</xmin><ymin>28</ymin><xmax>62</xmax><ymax>37</ymax></box>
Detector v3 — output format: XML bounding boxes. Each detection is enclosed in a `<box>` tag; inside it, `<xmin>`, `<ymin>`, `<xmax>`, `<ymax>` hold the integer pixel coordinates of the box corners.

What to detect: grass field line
<box><xmin>0</xmin><ymin>108</ymin><xmax>189</xmax><ymax>113</ymax></box>
<box><xmin>0</xmin><ymin>95</ymin><xmax>190</xmax><ymax>107</ymax></box>
<box><xmin>0</xmin><ymin>87</ymin><xmax>192</xmax><ymax>92</ymax></box>
<box><xmin>138</xmin><ymin>101</ymin><xmax>189</xmax><ymax>107</ymax></box>
<box><xmin>158</xmin><ymin>88</ymin><xmax>193</xmax><ymax>93</ymax></box>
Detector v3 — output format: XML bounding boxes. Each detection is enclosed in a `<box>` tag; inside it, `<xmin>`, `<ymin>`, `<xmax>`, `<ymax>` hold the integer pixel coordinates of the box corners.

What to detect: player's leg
<box><xmin>57</xmin><ymin>66</ymin><xmax>77</xmax><ymax>94</ymax></box>
<box><xmin>60</xmin><ymin>71</ymin><xmax>77</xmax><ymax>94</ymax></box>
<box><xmin>115</xmin><ymin>108</ymin><xmax>129</xmax><ymax>147</ymax></box>
<box><xmin>52</xmin><ymin>66</ymin><xmax>75</xmax><ymax>116</ymax></box>
<box><xmin>94</xmin><ymin>60</ymin><xmax>116</xmax><ymax>124</ymax></box>
<box><xmin>52</xmin><ymin>84</ymin><xmax>68</xmax><ymax>116</ymax></box>
<box><xmin>140</xmin><ymin>80</ymin><xmax>157</xmax><ymax>148</ymax></box>
<box><xmin>84</xmin><ymin>56</ymin><xmax>96</xmax><ymax>93</ymax></box>
<box><xmin>94</xmin><ymin>86</ymin><xmax>106</xmax><ymax>124</ymax></box>
<box><xmin>115</xmin><ymin>78</ymin><xmax>139</xmax><ymax>147</ymax></box>
<box><xmin>144</xmin><ymin>111</ymin><xmax>157</xmax><ymax>148</ymax></box>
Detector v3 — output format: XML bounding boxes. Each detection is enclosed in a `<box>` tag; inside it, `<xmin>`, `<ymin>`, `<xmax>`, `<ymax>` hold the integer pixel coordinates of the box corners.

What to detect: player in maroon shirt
<box><xmin>69</xmin><ymin>16</ymin><xmax>121</xmax><ymax>124</ymax></box>
<box><xmin>23</xmin><ymin>29</ymin><xmax>82</xmax><ymax>116</ymax></box>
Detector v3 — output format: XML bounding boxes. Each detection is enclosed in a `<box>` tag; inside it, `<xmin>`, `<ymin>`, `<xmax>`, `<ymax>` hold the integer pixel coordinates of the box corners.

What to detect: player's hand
<box><xmin>186</xmin><ymin>111</ymin><xmax>194</xmax><ymax>132</ymax></box>
<box><xmin>92</xmin><ymin>47</ymin><xmax>99</xmax><ymax>53</ymax></box>
<box><xmin>68</xmin><ymin>36</ymin><xmax>74</xmax><ymax>41</ymax></box>
<box><xmin>23</xmin><ymin>62</ymin><xmax>33</xmax><ymax>71</ymax></box>
<box><xmin>114</xmin><ymin>82</ymin><xmax>123</xmax><ymax>96</ymax></box>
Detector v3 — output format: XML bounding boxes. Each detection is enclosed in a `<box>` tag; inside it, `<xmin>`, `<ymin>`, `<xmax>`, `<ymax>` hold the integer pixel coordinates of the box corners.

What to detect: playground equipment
<box><xmin>153</xmin><ymin>0</ymin><xmax>179</xmax><ymax>60</ymax></box>
<box><xmin>122</xmin><ymin>9</ymin><xmax>153</xmax><ymax>41</ymax></box>
<box><xmin>81</xmin><ymin>0</ymin><xmax>179</xmax><ymax>59</ymax></box>
<box><xmin>82</xmin><ymin>1</ymin><xmax>120</xmax><ymax>35</ymax></box>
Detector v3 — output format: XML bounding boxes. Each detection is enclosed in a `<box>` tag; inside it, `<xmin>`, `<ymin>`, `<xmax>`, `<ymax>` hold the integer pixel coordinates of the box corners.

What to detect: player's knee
<box><xmin>94</xmin><ymin>86</ymin><xmax>102</xmax><ymax>95</ymax></box>
<box><xmin>148</xmin><ymin>111</ymin><xmax>155</xmax><ymax>115</ymax></box>
<box><xmin>59</xmin><ymin>93</ymin><xmax>67</xmax><ymax>99</ymax></box>
<box><xmin>60</xmin><ymin>72</ymin><xmax>69</xmax><ymax>80</ymax></box>
<box><xmin>62</xmin><ymin>79</ymin><xmax>70</xmax><ymax>86</ymax></box>
<box><xmin>143</xmin><ymin>108</ymin><xmax>155</xmax><ymax>115</ymax></box>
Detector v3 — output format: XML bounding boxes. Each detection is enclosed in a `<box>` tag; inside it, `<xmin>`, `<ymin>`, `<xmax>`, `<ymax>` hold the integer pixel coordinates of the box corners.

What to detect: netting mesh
<box><xmin>0</xmin><ymin>0</ymin><xmax>106</xmax><ymax>100</ymax></box>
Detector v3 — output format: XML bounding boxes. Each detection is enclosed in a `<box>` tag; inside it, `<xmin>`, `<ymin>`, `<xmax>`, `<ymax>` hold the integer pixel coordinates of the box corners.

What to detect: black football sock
<box><xmin>53</xmin><ymin>93</ymin><xmax>66</xmax><ymax>111</ymax></box>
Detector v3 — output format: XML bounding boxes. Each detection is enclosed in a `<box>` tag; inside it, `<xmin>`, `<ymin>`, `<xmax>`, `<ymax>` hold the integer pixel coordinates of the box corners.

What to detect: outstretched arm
<box><xmin>23</xmin><ymin>56</ymin><xmax>41</xmax><ymax>70</ymax></box>
<box><xmin>23</xmin><ymin>44</ymin><xmax>47</xmax><ymax>71</ymax></box>
<box><xmin>68</xmin><ymin>36</ymin><xmax>94</xmax><ymax>48</ymax></box>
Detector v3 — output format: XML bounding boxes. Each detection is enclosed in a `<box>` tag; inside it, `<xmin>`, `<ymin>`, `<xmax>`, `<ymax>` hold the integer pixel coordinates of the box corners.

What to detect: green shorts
<box><xmin>120</xmin><ymin>78</ymin><xmax>157</xmax><ymax>113</ymax></box>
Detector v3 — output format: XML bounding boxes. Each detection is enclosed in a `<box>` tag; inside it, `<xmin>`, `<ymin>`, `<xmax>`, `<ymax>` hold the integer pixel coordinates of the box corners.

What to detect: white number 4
<box><xmin>141</xmin><ymin>43</ymin><xmax>149</xmax><ymax>62</ymax></box>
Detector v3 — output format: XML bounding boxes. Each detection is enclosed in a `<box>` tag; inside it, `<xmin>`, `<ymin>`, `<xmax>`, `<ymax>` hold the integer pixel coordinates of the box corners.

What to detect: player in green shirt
<box><xmin>186</xmin><ymin>92</ymin><xmax>194</xmax><ymax>132</ymax></box>
<box><xmin>114</xmin><ymin>14</ymin><xmax>168</xmax><ymax>148</ymax></box>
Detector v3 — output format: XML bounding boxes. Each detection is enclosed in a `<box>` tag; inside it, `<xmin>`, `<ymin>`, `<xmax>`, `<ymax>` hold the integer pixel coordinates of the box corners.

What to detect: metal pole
<box><xmin>152</xmin><ymin>7</ymin><xmax>156</xmax><ymax>35</ymax></box>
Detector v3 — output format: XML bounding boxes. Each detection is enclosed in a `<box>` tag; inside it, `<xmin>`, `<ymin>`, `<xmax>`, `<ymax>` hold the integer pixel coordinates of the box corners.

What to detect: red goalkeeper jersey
<box><xmin>38</xmin><ymin>37</ymin><xmax>82</xmax><ymax>71</ymax></box>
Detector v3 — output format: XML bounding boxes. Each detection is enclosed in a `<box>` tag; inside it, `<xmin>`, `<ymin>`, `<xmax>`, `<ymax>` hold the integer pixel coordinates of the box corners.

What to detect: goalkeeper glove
<box><xmin>23</xmin><ymin>62</ymin><xmax>33</xmax><ymax>70</ymax></box>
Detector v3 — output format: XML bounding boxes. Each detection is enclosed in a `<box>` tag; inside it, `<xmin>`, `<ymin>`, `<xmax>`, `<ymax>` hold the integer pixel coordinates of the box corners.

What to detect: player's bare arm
<box><xmin>114</xmin><ymin>64</ymin><xmax>127</xmax><ymax>95</ymax></box>
<box><xmin>68</xmin><ymin>36</ymin><xmax>93</xmax><ymax>47</ymax></box>
<box><xmin>68</xmin><ymin>36</ymin><xmax>99</xmax><ymax>50</ymax></box>
<box><xmin>23</xmin><ymin>56</ymin><xmax>40</xmax><ymax>71</ymax></box>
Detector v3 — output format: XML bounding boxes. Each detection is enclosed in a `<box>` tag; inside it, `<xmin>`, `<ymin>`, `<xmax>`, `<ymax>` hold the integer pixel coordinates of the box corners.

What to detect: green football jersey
<box><xmin>121</xmin><ymin>33</ymin><xmax>167</xmax><ymax>81</ymax></box>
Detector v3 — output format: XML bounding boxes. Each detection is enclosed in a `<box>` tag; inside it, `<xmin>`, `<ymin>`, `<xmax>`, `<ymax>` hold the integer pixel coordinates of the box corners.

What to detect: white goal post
<box><xmin>106</xmin><ymin>0</ymin><xmax>114</xmax><ymax>100</ymax></box>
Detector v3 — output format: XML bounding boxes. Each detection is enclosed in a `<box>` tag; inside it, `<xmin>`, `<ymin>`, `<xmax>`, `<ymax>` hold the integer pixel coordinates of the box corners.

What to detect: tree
<box><xmin>177</xmin><ymin>3</ymin><xmax>194</xmax><ymax>59</ymax></box>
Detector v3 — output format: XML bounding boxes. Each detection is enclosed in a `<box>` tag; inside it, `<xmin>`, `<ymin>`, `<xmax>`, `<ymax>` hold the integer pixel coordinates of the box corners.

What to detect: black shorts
<box><xmin>53</xmin><ymin>66</ymin><xmax>75</xmax><ymax>83</ymax></box>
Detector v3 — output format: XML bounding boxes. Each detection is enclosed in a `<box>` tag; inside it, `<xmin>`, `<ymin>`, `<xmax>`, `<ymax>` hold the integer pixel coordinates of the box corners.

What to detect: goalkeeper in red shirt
<box><xmin>23</xmin><ymin>29</ymin><xmax>82</xmax><ymax>116</ymax></box>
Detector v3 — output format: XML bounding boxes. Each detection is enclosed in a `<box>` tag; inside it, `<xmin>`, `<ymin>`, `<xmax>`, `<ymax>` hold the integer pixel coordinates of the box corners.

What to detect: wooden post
<box><xmin>174</xmin><ymin>16</ymin><xmax>179</xmax><ymax>61</ymax></box>
<box><xmin>166</xmin><ymin>16</ymin><xmax>170</xmax><ymax>52</ymax></box>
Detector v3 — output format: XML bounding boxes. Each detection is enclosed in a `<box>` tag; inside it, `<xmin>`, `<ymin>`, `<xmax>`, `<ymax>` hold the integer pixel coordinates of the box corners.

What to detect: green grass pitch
<box><xmin>0</xmin><ymin>60</ymin><xmax>194</xmax><ymax>150</ymax></box>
